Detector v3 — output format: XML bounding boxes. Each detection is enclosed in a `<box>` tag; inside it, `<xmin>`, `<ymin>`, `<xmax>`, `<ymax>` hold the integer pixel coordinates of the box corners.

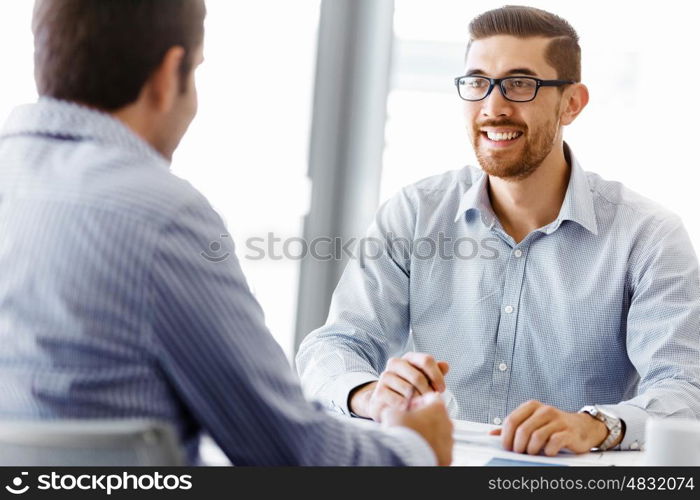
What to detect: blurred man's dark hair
<box><xmin>32</xmin><ymin>0</ymin><xmax>206</xmax><ymax>111</ymax></box>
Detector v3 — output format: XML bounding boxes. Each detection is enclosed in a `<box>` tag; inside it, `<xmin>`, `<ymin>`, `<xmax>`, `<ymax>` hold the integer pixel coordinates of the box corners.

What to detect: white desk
<box><xmin>452</xmin><ymin>419</ymin><xmax>645</xmax><ymax>466</ymax></box>
<box><xmin>199</xmin><ymin>418</ymin><xmax>646</xmax><ymax>466</ymax></box>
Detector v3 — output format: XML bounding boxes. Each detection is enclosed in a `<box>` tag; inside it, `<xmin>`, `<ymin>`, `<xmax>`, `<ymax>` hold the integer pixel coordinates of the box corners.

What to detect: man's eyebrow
<box><xmin>464</xmin><ymin>67</ymin><xmax>539</xmax><ymax>77</ymax></box>
<box><xmin>505</xmin><ymin>68</ymin><xmax>538</xmax><ymax>76</ymax></box>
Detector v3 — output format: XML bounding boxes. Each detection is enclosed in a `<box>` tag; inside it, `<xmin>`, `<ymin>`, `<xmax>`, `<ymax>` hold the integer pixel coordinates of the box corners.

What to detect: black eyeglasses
<box><xmin>454</xmin><ymin>76</ymin><xmax>575</xmax><ymax>102</ymax></box>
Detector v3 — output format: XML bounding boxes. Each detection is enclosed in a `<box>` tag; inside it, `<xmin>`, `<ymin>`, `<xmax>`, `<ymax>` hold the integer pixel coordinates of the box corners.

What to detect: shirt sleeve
<box><xmin>598</xmin><ymin>215</ymin><xmax>700</xmax><ymax>450</ymax></box>
<box><xmin>147</xmin><ymin>195</ymin><xmax>435</xmax><ymax>466</ymax></box>
<box><xmin>295</xmin><ymin>188</ymin><xmax>417</xmax><ymax>415</ymax></box>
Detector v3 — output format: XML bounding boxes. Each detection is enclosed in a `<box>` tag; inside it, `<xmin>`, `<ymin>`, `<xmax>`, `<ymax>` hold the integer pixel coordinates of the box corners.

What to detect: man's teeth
<box><xmin>486</xmin><ymin>131</ymin><xmax>522</xmax><ymax>141</ymax></box>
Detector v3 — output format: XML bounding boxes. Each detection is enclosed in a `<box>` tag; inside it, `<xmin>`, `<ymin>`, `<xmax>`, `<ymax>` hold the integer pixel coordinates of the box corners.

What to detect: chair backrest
<box><xmin>0</xmin><ymin>419</ymin><xmax>185</xmax><ymax>466</ymax></box>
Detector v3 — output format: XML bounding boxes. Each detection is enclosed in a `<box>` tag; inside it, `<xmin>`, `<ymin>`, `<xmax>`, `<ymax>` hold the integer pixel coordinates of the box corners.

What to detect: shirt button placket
<box><xmin>490</xmin><ymin>243</ymin><xmax>530</xmax><ymax>425</ymax></box>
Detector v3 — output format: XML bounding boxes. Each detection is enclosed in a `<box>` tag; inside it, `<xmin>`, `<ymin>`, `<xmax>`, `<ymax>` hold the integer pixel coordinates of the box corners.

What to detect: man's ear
<box><xmin>560</xmin><ymin>83</ymin><xmax>589</xmax><ymax>126</ymax></box>
<box><xmin>143</xmin><ymin>46</ymin><xmax>185</xmax><ymax>114</ymax></box>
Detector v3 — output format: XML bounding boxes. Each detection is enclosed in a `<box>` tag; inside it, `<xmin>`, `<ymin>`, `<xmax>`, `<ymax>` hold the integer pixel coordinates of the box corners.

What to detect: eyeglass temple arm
<box><xmin>539</xmin><ymin>79</ymin><xmax>576</xmax><ymax>87</ymax></box>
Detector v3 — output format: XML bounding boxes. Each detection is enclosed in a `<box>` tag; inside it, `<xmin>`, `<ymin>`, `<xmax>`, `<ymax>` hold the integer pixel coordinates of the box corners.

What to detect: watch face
<box><xmin>581</xmin><ymin>406</ymin><xmax>623</xmax><ymax>451</ymax></box>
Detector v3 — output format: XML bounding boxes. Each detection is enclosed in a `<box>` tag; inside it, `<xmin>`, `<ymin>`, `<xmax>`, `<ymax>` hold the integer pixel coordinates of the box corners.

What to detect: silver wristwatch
<box><xmin>579</xmin><ymin>405</ymin><xmax>623</xmax><ymax>451</ymax></box>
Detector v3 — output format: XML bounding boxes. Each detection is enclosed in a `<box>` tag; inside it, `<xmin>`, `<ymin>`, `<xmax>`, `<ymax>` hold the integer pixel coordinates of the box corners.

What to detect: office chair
<box><xmin>0</xmin><ymin>419</ymin><xmax>185</xmax><ymax>466</ymax></box>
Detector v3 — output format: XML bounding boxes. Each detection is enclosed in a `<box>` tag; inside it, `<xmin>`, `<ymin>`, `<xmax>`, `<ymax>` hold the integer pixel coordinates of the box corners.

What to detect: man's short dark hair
<box><xmin>33</xmin><ymin>0</ymin><xmax>206</xmax><ymax>111</ymax></box>
<box><xmin>467</xmin><ymin>5</ymin><xmax>581</xmax><ymax>83</ymax></box>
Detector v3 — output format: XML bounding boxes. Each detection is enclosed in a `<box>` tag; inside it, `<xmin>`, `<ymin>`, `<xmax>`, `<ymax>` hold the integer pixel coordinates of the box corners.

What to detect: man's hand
<box><xmin>382</xmin><ymin>392</ymin><xmax>454</xmax><ymax>466</ymax></box>
<box><xmin>489</xmin><ymin>400</ymin><xmax>610</xmax><ymax>456</ymax></box>
<box><xmin>349</xmin><ymin>352</ymin><xmax>450</xmax><ymax>421</ymax></box>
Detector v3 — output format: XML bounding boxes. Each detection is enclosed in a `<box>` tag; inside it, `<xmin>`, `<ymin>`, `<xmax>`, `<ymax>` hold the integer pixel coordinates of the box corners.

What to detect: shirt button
<box><xmin>498</xmin><ymin>362</ymin><xmax>508</xmax><ymax>372</ymax></box>
<box><xmin>504</xmin><ymin>305</ymin><xmax>514</xmax><ymax>314</ymax></box>
<box><xmin>513</xmin><ymin>249</ymin><xmax>523</xmax><ymax>258</ymax></box>
<box><xmin>493</xmin><ymin>417</ymin><xmax>502</xmax><ymax>425</ymax></box>
<box><xmin>630</xmin><ymin>441</ymin><xmax>639</xmax><ymax>450</ymax></box>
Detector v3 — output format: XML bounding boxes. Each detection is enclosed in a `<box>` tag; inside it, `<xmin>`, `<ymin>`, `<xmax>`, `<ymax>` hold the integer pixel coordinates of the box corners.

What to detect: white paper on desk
<box><xmin>452</xmin><ymin>419</ymin><xmax>574</xmax><ymax>454</ymax></box>
<box><xmin>452</xmin><ymin>418</ymin><xmax>499</xmax><ymax>434</ymax></box>
<box><xmin>453</xmin><ymin>428</ymin><xmax>503</xmax><ymax>449</ymax></box>
<box><xmin>453</xmin><ymin>426</ymin><xmax>576</xmax><ymax>454</ymax></box>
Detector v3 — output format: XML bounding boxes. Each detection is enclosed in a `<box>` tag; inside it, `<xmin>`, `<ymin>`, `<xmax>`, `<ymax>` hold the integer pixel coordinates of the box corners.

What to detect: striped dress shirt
<box><xmin>297</xmin><ymin>142</ymin><xmax>700</xmax><ymax>451</ymax></box>
<box><xmin>0</xmin><ymin>98</ymin><xmax>435</xmax><ymax>466</ymax></box>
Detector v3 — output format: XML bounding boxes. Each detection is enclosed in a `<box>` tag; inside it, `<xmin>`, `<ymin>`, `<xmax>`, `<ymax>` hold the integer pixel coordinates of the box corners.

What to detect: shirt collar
<box><xmin>554</xmin><ymin>143</ymin><xmax>598</xmax><ymax>235</ymax></box>
<box><xmin>453</xmin><ymin>167</ymin><xmax>496</xmax><ymax>227</ymax></box>
<box><xmin>454</xmin><ymin>143</ymin><xmax>598</xmax><ymax>236</ymax></box>
<box><xmin>0</xmin><ymin>97</ymin><xmax>168</xmax><ymax>168</ymax></box>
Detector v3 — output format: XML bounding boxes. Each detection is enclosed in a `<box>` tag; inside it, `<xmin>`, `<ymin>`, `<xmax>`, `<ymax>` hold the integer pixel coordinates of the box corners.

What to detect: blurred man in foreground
<box><xmin>0</xmin><ymin>0</ymin><xmax>453</xmax><ymax>465</ymax></box>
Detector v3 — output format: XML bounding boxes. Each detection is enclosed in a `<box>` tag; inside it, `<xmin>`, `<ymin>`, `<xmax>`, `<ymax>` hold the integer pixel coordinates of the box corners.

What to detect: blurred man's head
<box><xmin>462</xmin><ymin>6</ymin><xmax>588</xmax><ymax>180</ymax></box>
<box><xmin>32</xmin><ymin>0</ymin><xmax>206</xmax><ymax>160</ymax></box>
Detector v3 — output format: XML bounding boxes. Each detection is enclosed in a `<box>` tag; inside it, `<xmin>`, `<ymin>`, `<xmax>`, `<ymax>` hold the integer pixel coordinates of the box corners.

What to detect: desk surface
<box><xmin>452</xmin><ymin>419</ymin><xmax>645</xmax><ymax>466</ymax></box>
<box><xmin>199</xmin><ymin>418</ymin><xmax>646</xmax><ymax>466</ymax></box>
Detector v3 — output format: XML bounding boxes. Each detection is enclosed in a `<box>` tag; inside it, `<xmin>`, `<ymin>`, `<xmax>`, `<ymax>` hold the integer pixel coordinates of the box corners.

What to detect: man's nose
<box><xmin>480</xmin><ymin>84</ymin><xmax>513</xmax><ymax>118</ymax></box>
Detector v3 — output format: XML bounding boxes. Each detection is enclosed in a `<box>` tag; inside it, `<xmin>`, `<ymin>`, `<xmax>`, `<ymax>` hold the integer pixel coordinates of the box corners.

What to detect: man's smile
<box><xmin>480</xmin><ymin>129</ymin><xmax>524</xmax><ymax>148</ymax></box>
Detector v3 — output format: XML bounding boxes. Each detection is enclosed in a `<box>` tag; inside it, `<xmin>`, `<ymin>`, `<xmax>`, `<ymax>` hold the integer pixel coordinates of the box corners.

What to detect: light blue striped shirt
<box><xmin>297</xmin><ymin>143</ymin><xmax>700</xmax><ymax>451</ymax></box>
<box><xmin>0</xmin><ymin>98</ymin><xmax>435</xmax><ymax>466</ymax></box>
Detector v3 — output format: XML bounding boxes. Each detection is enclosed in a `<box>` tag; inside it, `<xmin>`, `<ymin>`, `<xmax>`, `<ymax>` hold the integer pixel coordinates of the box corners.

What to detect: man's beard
<box><xmin>472</xmin><ymin>110</ymin><xmax>559</xmax><ymax>181</ymax></box>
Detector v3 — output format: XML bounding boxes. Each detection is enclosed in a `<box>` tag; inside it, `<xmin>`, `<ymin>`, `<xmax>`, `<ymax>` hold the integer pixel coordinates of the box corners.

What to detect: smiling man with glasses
<box><xmin>297</xmin><ymin>5</ymin><xmax>700</xmax><ymax>457</ymax></box>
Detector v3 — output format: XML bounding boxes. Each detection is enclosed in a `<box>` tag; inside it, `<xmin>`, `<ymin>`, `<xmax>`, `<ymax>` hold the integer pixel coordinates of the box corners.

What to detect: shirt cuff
<box><xmin>327</xmin><ymin>371</ymin><xmax>379</xmax><ymax>416</ymax></box>
<box><xmin>597</xmin><ymin>403</ymin><xmax>650</xmax><ymax>451</ymax></box>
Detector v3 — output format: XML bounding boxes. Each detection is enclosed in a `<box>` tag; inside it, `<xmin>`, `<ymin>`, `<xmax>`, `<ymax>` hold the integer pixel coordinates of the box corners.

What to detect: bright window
<box><xmin>172</xmin><ymin>0</ymin><xmax>319</xmax><ymax>358</ymax></box>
